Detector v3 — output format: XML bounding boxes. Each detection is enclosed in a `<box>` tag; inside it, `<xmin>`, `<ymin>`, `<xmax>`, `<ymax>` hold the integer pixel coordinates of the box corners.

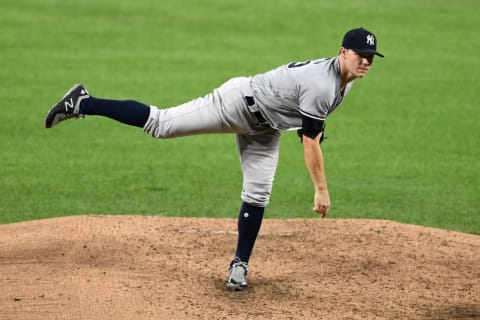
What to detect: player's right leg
<box><xmin>45</xmin><ymin>78</ymin><xmax>256</xmax><ymax>138</ymax></box>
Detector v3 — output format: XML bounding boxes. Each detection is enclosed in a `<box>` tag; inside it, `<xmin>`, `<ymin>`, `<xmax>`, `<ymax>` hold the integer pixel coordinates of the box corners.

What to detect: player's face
<box><xmin>345</xmin><ymin>49</ymin><xmax>375</xmax><ymax>78</ymax></box>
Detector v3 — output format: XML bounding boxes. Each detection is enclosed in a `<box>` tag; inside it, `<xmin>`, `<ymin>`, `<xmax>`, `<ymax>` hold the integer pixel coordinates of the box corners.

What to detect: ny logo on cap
<box><xmin>366</xmin><ymin>34</ymin><xmax>375</xmax><ymax>46</ymax></box>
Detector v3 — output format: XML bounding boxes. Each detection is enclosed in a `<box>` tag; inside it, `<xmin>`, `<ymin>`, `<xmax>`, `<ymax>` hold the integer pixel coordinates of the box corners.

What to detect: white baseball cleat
<box><xmin>226</xmin><ymin>257</ymin><xmax>248</xmax><ymax>290</ymax></box>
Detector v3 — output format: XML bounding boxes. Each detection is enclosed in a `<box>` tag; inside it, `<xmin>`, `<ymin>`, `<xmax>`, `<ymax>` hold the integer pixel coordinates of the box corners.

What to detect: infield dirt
<box><xmin>0</xmin><ymin>215</ymin><xmax>479</xmax><ymax>319</ymax></box>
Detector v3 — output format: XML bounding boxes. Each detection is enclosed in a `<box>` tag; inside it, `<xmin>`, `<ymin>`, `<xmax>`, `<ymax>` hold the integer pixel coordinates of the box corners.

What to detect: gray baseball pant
<box><xmin>143</xmin><ymin>77</ymin><xmax>280</xmax><ymax>207</ymax></box>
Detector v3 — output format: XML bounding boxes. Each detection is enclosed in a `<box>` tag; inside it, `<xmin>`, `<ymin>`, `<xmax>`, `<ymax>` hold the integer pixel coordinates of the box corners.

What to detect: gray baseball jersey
<box><xmin>143</xmin><ymin>57</ymin><xmax>354</xmax><ymax>206</ymax></box>
<box><xmin>251</xmin><ymin>57</ymin><xmax>353</xmax><ymax>130</ymax></box>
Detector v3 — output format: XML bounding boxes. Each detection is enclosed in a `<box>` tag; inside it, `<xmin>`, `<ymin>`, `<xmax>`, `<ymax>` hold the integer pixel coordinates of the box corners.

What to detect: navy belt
<box><xmin>245</xmin><ymin>96</ymin><xmax>269</xmax><ymax>126</ymax></box>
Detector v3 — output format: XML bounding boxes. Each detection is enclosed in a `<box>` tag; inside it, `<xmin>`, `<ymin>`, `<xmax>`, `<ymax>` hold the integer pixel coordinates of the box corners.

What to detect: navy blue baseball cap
<box><xmin>342</xmin><ymin>27</ymin><xmax>384</xmax><ymax>58</ymax></box>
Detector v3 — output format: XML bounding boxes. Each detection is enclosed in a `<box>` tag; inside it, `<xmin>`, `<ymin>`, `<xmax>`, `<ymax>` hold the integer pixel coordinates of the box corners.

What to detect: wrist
<box><xmin>315</xmin><ymin>184</ymin><xmax>328</xmax><ymax>192</ymax></box>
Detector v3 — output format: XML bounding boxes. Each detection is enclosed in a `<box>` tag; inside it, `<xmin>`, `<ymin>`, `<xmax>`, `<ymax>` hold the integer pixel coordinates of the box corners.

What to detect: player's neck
<box><xmin>340</xmin><ymin>69</ymin><xmax>357</xmax><ymax>90</ymax></box>
<box><xmin>338</xmin><ymin>56</ymin><xmax>357</xmax><ymax>89</ymax></box>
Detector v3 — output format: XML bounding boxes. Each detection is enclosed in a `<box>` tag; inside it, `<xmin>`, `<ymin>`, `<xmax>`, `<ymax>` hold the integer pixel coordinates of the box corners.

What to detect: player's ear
<box><xmin>339</xmin><ymin>47</ymin><xmax>348</xmax><ymax>58</ymax></box>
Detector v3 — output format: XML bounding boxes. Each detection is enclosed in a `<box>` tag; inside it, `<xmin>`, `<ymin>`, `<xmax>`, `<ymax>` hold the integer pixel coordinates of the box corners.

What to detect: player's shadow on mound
<box><xmin>426</xmin><ymin>305</ymin><xmax>480</xmax><ymax>320</ymax></box>
<box><xmin>214</xmin><ymin>276</ymin><xmax>298</xmax><ymax>301</ymax></box>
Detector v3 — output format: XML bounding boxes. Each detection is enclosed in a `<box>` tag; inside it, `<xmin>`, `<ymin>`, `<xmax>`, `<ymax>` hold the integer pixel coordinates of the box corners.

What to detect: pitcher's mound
<box><xmin>0</xmin><ymin>215</ymin><xmax>479</xmax><ymax>319</ymax></box>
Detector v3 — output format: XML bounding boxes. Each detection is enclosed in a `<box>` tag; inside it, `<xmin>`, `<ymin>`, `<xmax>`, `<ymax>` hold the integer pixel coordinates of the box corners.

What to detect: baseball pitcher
<box><xmin>45</xmin><ymin>27</ymin><xmax>384</xmax><ymax>290</ymax></box>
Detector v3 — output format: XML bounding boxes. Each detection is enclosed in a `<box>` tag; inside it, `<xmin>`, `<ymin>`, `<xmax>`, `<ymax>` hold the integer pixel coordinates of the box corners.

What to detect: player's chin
<box><xmin>356</xmin><ymin>69</ymin><xmax>369</xmax><ymax>78</ymax></box>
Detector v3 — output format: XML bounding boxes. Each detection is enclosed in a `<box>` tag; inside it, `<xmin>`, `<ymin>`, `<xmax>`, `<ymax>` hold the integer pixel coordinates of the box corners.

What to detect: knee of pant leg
<box><xmin>240</xmin><ymin>182</ymin><xmax>273</xmax><ymax>207</ymax></box>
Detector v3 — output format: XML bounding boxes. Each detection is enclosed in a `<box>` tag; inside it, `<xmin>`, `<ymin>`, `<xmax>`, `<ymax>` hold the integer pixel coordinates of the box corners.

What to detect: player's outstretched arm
<box><xmin>303</xmin><ymin>133</ymin><xmax>330</xmax><ymax>217</ymax></box>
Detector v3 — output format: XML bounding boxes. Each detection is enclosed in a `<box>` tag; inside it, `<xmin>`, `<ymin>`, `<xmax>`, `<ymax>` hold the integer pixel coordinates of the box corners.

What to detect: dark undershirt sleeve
<box><xmin>297</xmin><ymin>115</ymin><xmax>326</xmax><ymax>144</ymax></box>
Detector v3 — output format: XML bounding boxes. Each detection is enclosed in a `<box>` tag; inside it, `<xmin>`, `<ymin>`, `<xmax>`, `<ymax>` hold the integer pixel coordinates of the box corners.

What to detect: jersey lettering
<box><xmin>287</xmin><ymin>60</ymin><xmax>311</xmax><ymax>68</ymax></box>
<box><xmin>288</xmin><ymin>58</ymin><xmax>333</xmax><ymax>69</ymax></box>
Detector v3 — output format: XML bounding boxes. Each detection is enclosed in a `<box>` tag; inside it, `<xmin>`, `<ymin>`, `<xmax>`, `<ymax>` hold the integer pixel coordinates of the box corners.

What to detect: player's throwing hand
<box><xmin>314</xmin><ymin>189</ymin><xmax>330</xmax><ymax>217</ymax></box>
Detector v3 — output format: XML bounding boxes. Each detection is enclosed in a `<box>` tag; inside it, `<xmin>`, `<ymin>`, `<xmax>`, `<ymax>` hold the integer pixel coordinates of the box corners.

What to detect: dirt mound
<box><xmin>0</xmin><ymin>215</ymin><xmax>478</xmax><ymax>319</ymax></box>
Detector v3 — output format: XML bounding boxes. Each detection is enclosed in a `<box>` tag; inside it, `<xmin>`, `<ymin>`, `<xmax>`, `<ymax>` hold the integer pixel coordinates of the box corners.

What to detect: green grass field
<box><xmin>1</xmin><ymin>0</ymin><xmax>479</xmax><ymax>234</ymax></box>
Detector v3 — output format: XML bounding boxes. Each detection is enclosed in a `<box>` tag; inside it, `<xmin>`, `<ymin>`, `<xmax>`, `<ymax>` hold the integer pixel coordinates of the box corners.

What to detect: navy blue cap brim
<box><xmin>351</xmin><ymin>48</ymin><xmax>384</xmax><ymax>58</ymax></box>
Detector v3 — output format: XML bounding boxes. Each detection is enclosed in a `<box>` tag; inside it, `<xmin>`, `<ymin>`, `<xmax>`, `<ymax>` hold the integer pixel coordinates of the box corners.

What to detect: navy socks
<box><xmin>80</xmin><ymin>97</ymin><xmax>150</xmax><ymax>128</ymax></box>
<box><xmin>234</xmin><ymin>202</ymin><xmax>265</xmax><ymax>263</ymax></box>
